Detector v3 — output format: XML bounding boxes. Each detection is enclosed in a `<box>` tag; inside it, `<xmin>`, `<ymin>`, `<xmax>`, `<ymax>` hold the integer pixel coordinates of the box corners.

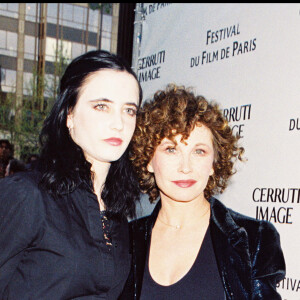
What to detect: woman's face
<box><xmin>147</xmin><ymin>124</ymin><xmax>215</xmax><ymax>204</ymax></box>
<box><xmin>67</xmin><ymin>69</ymin><xmax>140</xmax><ymax>165</ymax></box>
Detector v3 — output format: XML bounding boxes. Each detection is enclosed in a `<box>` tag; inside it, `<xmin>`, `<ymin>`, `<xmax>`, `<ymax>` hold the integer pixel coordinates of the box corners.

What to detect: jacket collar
<box><xmin>209</xmin><ymin>197</ymin><xmax>252</xmax><ymax>299</ymax></box>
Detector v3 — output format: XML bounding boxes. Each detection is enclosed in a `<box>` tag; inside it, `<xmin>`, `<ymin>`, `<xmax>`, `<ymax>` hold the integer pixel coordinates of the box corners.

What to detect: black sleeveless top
<box><xmin>140</xmin><ymin>226</ymin><xmax>225</xmax><ymax>300</ymax></box>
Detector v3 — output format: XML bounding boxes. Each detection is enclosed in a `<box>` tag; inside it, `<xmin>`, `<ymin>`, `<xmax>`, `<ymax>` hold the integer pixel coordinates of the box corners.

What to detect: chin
<box><xmin>100</xmin><ymin>155</ymin><xmax>123</xmax><ymax>163</ymax></box>
<box><xmin>85</xmin><ymin>151</ymin><xmax>124</xmax><ymax>164</ymax></box>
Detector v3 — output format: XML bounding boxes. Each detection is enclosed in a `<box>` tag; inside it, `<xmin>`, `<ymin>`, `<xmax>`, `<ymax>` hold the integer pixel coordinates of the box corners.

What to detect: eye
<box><xmin>94</xmin><ymin>103</ymin><xmax>109</xmax><ymax>111</ymax></box>
<box><xmin>166</xmin><ymin>147</ymin><xmax>176</xmax><ymax>154</ymax></box>
<box><xmin>195</xmin><ymin>149</ymin><xmax>205</xmax><ymax>155</ymax></box>
<box><xmin>124</xmin><ymin>107</ymin><xmax>137</xmax><ymax>116</ymax></box>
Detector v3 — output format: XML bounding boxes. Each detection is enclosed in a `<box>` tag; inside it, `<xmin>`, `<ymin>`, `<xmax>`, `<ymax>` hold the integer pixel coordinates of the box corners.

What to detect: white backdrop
<box><xmin>132</xmin><ymin>3</ymin><xmax>300</xmax><ymax>299</ymax></box>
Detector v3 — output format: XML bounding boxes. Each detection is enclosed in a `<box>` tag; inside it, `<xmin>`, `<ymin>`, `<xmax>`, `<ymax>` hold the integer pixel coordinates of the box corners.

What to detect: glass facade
<box><xmin>0</xmin><ymin>3</ymin><xmax>117</xmax><ymax>95</ymax></box>
<box><xmin>1</xmin><ymin>69</ymin><xmax>16</xmax><ymax>93</ymax></box>
<box><xmin>0</xmin><ymin>3</ymin><xmax>19</xmax><ymax>19</ymax></box>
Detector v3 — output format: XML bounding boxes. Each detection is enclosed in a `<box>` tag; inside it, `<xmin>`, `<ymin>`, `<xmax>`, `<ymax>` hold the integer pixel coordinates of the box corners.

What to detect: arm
<box><xmin>119</xmin><ymin>221</ymin><xmax>135</xmax><ymax>300</ymax></box>
<box><xmin>251</xmin><ymin>221</ymin><xmax>286</xmax><ymax>300</ymax></box>
<box><xmin>0</xmin><ymin>175</ymin><xmax>44</xmax><ymax>295</ymax></box>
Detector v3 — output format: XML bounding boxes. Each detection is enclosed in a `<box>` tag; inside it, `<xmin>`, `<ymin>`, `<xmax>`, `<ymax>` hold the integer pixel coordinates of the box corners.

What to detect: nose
<box><xmin>110</xmin><ymin>111</ymin><xmax>124</xmax><ymax>131</ymax></box>
<box><xmin>178</xmin><ymin>154</ymin><xmax>192</xmax><ymax>174</ymax></box>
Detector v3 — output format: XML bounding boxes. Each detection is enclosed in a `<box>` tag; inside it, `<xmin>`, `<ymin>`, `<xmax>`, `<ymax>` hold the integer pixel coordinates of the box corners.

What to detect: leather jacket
<box><xmin>120</xmin><ymin>197</ymin><xmax>285</xmax><ymax>300</ymax></box>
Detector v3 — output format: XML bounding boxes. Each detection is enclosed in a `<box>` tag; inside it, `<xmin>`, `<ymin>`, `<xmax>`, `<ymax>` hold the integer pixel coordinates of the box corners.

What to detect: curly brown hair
<box><xmin>130</xmin><ymin>84</ymin><xmax>244</xmax><ymax>203</ymax></box>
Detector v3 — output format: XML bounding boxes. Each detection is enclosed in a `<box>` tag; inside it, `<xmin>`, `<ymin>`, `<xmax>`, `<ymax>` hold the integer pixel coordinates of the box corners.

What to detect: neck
<box><xmin>158</xmin><ymin>196</ymin><xmax>210</xmax><ymax>229</ymax></box>
<box><xmin>90</xmin><ymin>160</ymin><xmax>111</xmax><ymax>210</ymax></box>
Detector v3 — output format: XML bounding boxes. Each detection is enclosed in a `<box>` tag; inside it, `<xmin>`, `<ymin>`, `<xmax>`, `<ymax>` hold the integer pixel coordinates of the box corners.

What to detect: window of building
<box><xmin>62</xmin><ymin>3</ymin><xmax>73</xmax><ymax>21</ymax></box>
<box><xmin>24</xmin><ymin>35</ymin><xmax>37</xmax><ymax>60</ymax></box>
<box><xmin>7</xmin><ymin>32</ymin><xmax>18</xmax><ymax>53</ymax></box>
<box><xmin>45</xmin><ymin>37</ymin><xmax>72</xmax><ymax>62</ymax></box>
<box><xmin>87</xmin><ymin>45</ymin><xmax>97</xmax><ymax>52</ymax></box>
<box><xmin>101</xmin><ymin>34</ymin><xmax>111</xmax><ymax>52</ymax></box>
<box><xmin>59</xmin><ymin>4</ymin><xmax>87</xmax><ymax>30</ymax></box>
<box><xmin>0</xmin><ymin>30</ymin><xmax>18</xmax><ymax>57</ymax></box>
<box><xmin>88</xmin><ymin>9</ymin><xmax>99</xmax><ymax>33</ymax></box>
<box><xmin>47</xmin><ymin>3</ymin><xmax>58</xmax><ymax>24</ymax></box>
<box><xmin>44</xmin><ymin>73</ymin><xmax>58</xmax><ymax>98</ymax></box>
<box><xmin>71</xmin><ymin>42</ymin><xmax>85</xmax><ymax>59</ymax></box>
<box><xmin>102</xmin><ymin>14</ymin><xmax>112</xmax><ymax>33</ymax></box>
<box><xmin>25</xmin><ymin>3</ymin><xmax>37</xmax><ymax>22</ymax></box>
<box><xmin>0</xmin><ymin>3</ymin><xmax>18</xmax><ymax>19</ymax></box>
<box><xmin>23</xmin><ymin>71</ymin><xmax>33</xmax><ymax>95</ymax></box>
<box><xmin>73</xmin><ymin>5</ymin><xmax>85</xmax><ymax>25</ymax></box>
<box><xmin>0</xmin><ymin>30</ymin><xmax>5</xmax><ymax>48</ymax></box>
<box><xmin>99</xmin><ymin>14</ymin><xmax>112</xmax><ymax>51</ymax></box>
<box><xmin>1</xmin><ymin>69</ymin><xmax>16</xmax><ymax>93</ymax></box>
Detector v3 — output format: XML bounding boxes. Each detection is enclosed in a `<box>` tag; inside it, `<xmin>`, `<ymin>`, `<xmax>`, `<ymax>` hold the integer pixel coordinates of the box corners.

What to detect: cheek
<box><xmin>152</xmin><ymin>158</ymin><xmax>176</xmax><ymax>179</ymax></box>
<box><xmin>122</xmin><ymin>119</ymin><xmax>136</xmax><ymax>143</ymax></box>
<box><xmin>197</xmin><ymin>159</ymin><xmax>214</xmax><ymax>177</ymax></box>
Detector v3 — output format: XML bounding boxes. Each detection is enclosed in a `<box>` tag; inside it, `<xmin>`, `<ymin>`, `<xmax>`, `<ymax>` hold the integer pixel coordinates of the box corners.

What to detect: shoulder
<box><xmin>0</xmin><ymin>170</ymin><xmax>41</xmax><ymax>189</ymax></box>
<box><xmin>0</xmin><ymin>171</ymin><xmax>47</xmax><ymax>217</ymax></box>
<box><xmin>228</xmin><ymin>205</ymin><xmax>279</xmax><ymax>242</ymax></box>
<box><xmin>211</xmin><ymin>197</ymin><xmax>277</xmax><ymax>233</ymax></box>
<box><xmin>0</xmin><ymin>171</ymin><xmax>43</xmax><ymax>196</ymax></box>
<box><xmin>210</xmin><ymin>198</ymin><xmax>282</xmax><ymax>255</ymax></box>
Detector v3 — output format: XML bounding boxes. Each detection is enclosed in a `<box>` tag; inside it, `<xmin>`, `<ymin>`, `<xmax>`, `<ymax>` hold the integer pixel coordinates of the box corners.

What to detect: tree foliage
<box><xmin>0</xmin><ymin>47</ymin><xmax>68</xmax><ymax>160</ymax></box>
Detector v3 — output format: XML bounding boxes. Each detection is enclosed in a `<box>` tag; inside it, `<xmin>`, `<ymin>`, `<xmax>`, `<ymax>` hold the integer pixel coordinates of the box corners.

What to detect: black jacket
<box><xmin>0</xmin><ymin>172</ymin><xmax>131</xmax><ymax>299</ymax></box>
<box><xmin>120</xmin><ymin>197</ymin><xmax>285</xmax><ymax>300</ymax></box>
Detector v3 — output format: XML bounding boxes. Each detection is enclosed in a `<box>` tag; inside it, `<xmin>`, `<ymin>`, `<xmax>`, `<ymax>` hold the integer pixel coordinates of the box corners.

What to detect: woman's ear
<box><xmin>147</xmin><ymin>160</ymin><xmax>154</xmax><ymax>173</ymax></box>
<box><xmin>209</xmin><ymin>167</ymin><xmax>214</xmax><ymax>176</ymax></box>
<box><xmin>66</xmin><ymin>113</ymin><xmax>73</xmax><ymax>130</ymax></box>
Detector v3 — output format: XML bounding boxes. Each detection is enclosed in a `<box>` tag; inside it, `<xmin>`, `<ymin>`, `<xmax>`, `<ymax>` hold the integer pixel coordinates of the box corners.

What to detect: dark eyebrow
<box><xmin>89</xmin><ymin>98</ymin><xmax>138</xmax><ymax>109</ymax></box>
<box><xmin>126</xmin><ymin>102</ymin><xmax>139</xmax><ymax>109</ymax></box>
<box><xmin>89</xmin><ymin>98</ymin><xmax>113</xmax><ymax>103</ymax></box>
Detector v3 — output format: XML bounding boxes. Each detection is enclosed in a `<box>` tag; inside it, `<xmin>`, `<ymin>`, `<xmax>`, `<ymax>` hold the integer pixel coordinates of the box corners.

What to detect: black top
<box><xmin>0</xmin><ymin>171</ymin><xmax>131</xmax><ymax>299</ymax></box>
<box><xmin>140</xmin><ymin>226</ymin><xmax>225</xmax><ymax>300</ymax></box>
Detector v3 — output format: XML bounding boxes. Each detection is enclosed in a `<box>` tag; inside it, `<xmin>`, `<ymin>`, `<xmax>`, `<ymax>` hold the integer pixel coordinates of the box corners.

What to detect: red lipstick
<box><xmin>103</xmin><ymin>138</ymin><xmax>123</xmax><ymax>146</ymax></box>
<box><xmin>172</xmin><ymin>180</ymin><xmax>196</xmax><ymax>188</ymax></box>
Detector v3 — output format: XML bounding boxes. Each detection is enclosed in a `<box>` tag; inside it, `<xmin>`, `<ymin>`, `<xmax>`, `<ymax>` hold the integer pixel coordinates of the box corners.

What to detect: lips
<box><xmin>103</xmin><ymin>138</ymin><xmax>123</xmax><ymax>146</ymax></box>
<box><xmin>172</xmin><ymin>180</ymin><xmax>197</xmax><ymax>188</ymax></box>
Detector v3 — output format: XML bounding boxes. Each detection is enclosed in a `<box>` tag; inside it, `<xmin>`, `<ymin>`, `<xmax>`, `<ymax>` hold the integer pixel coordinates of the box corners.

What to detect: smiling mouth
<box><xmin>172</xmin><ymin>180</ymin><xmax>197</xmax><ymax>188</ymax></box>
<box><xmin>103</xmin><ymin>138</ymin><xmax>123</xmax><ymax>146</ymax></box>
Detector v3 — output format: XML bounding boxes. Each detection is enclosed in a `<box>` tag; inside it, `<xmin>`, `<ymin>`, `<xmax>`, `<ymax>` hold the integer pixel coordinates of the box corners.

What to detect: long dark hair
<box><xmin>38</xmin><ymin>50</ymin><xmax>142</xmax><ymax>219</ymax></box>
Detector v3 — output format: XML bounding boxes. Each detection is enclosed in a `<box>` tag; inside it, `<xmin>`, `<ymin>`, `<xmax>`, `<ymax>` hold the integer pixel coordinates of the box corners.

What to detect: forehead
<box><xmin>161</xmin><ymin>124</ymin><xmax>213</xmax><ymax>145</ymax></box>
<box><xmin>78</xmin><ymin>69</ymin><xmax>139</xmax><ymax>103</ymax></box>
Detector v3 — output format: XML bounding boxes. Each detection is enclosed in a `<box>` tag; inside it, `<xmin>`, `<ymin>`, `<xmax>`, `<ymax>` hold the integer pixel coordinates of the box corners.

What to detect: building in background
<box><xmin>0</xmin><ymin>3</ymin><xmax>120</xmax><ymax>96</ymax></box>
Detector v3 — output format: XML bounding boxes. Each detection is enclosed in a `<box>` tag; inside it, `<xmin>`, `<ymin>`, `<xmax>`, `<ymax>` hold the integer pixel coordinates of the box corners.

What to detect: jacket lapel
<box><xmin>133</xmin><ymin>201</ymin><xmax>160</xmax><ymax>300</ymax></box>
<box><xmin>210</xmin><ymin>198</ymin><xmax>252</xmax><ymax>300</ymax></box>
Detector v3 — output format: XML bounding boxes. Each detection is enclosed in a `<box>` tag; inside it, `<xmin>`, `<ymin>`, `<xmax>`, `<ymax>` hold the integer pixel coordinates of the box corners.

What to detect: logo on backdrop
<box><xmin>143</xmin><ymin>3</ymin><xmax>171</xmax><ymax>17</ymax></box>
<box><xmin>222</xmin><ymin>104</ymin><xmax>251</xmax><ymax>138</ymax></box>
<box><xmin>289</xmin><ymin>117</ymin><xmax>300</xmax><ymax>131</ymax></box>
<box><xmin>253</xmin><ymin>187</ymin><xmax>300</xmax><ymax>224</ymax></box>
<box><xmin>277</xmin><ymin>276</ymin><xmax>300</xmax><ymax>293</ymax></box>
<box><xmin>190</xmin><ymin>23</ymin><xmax>257</xmax><ymax>67</ymax></box>
<box><xmin>138</xmin><ymin>50</ymin><xmax>166</xmax><ymax>83</ymax></box>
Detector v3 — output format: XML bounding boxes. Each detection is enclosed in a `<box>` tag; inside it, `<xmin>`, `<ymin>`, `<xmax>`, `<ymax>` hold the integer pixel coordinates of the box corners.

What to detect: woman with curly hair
<box><xmin>121</xmin><ymin>84</ymin><xmax>285</xmax><ymax>300</ymax></box>
<box><xmin>0</xmin><ymin>50</ymin><xmax>142</xmax><ymax>299</ymax></box>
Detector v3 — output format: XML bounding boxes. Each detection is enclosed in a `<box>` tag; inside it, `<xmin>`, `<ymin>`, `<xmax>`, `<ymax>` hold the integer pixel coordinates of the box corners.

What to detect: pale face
<box><xmin>67</xmin><ymin>69</ymin><xmax>140</xmax><ymax>165</ymax></box>
<box><xmin>147</xmin><ymin>125</ymin><xmax>215</xmax><ymax>204</ymax></box>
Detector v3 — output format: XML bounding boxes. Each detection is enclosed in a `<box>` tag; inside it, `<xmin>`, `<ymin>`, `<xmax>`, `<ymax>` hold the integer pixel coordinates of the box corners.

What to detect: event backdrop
<box><xmin>132</xmin><ymin>4</ymin><xmax>300</xmax><ymax>300</ymax></box>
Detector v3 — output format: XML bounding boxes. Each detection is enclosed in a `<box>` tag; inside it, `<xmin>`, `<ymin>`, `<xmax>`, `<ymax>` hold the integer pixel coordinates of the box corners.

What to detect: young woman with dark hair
<box><xmin>0</xmin><ymin>50</ymin><xmax>142</xmax><ymax>299</ymax></box>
